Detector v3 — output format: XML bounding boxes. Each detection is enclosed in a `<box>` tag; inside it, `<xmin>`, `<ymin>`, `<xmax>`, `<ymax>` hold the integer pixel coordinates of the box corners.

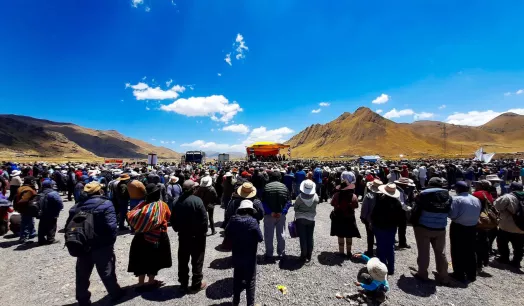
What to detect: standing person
<box><xmin>520</xmin><ymin>165</ymin><xmax>524</xmax><ymax>184</ymax></box>
<box><xmin>14</xmin><ymin>176</ymin><xmax>37</xmax><ymax>243</ymax></box>
<box><xmin>313</xmin><ymin>164</ymin><xmax>323</xmax><ymax>201</ymax></box>
<box><xmin>283</xmin><ymin>168</ymin><xmax>295</xmax><ymax>198</ymax></box>
<box><xmin>67</xmin><ymin>167</ymin><xmax>76</xmax><ymax>202</ymax></box>
<box><xmin>226</xmin><ymin>200</ymin><xmax>264</xmax><ymax>306</ymax></box>
<box><xmin>114</xmin><ymin>173</ymin><xmax>131</xmax><ymax>231</ymax></box>
<box><xmin>394</xmin><ymin>177</ymin><xmax>416</xmax><ymax>249</ymax></box>
<box><xmin>262</xmin><ymin>170</ymin><xmax>291</xmax><ymax>260</ymax></box>
<box><xmin>418</xmin><ymin>165</ymin><xmax>427</xmax><ymax>189</ymax></box>
<box><xmin>166</xmin><ymin>176</ymin><xmax>182</xmax><ymax>212</ymax></box>
<box><xmin>127</xmin><ymin>183</ymin><xmax>172</xmax><ymax>292</ymax></box>
<box><xmin>294</xmin><ymin>165</ymin><xmax>307</xmax><ymax>198</ymax></box>
<box><xmin>330</xmin><ymin>181</ymin><xmax>361</xmax><ymax>257</ymax></box>
<box><xmin>171</xmin><ymin>180</ymin><xmax>208</xmax><ymax>293</ymax></box>
<box><xmin>74</xmin><ymin>175</ymin><xmax>88</xmax><ymax>203</ymax></box>
<box><xmin>448</xmin><ymin>181</ymin><xmax>482</xmax><ymax>284</ymax></box>
<box><xmin>194</xmin><ymin>176</ymin><xmax>219</xmax><ymax>236</ymax></box>
<box><xmin>66</xmin><ymin>182</ymin><xmax>123</xmax><ymax>306</ymax></box>
<box><xmin>494</xmin><ymin>182</ymin><xmax>524</xmax><ymax>268</ymax></box>
<box><xmin>127</xmin><ymin>177</ymin><xmax>146</xmax><ymax>211</ymax></box>
<box><xmin>371</xmin><ymin>183</ymin><xmax>404</xmax><ymax>275</ymax></box>
<box><xmin>222</xmin><ymin>172</ymin><xmax>236</xmax><ymax>209</ymax></box>
<box><xmin>360</xmin><ymin>180</ymin><xmax>383</xmax><ymax>257</ymax></box>
<box><xmin>8</xmin><ymin>170</ymin><xmax>22</xmax><ymax>203</ymax></box>
<box><xmin>409</xmin><ymin>177</ymin><xmax>452</xmax><ymax>284</ymax></box>
<box><xmin>472</xmin><ymin>180</ymin><xmax>495</xmax><ymax>272</ymax></box>
<box><xmin>38</xmin><ymin>180</ymin><xmax>63</xmax><ymax>245</ymax></box>
<box><xmin>294</xmin><ymin>179</ymin><xmax>319</xmax><ymax>263</ymax></box>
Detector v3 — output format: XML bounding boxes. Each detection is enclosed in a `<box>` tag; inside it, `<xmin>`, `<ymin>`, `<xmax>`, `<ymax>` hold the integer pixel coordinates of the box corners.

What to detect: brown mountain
<box><xmin>286</xmin><ymin>107</ymin><xmax>524</xmax><ymax>158</ymax></box>
<box><xmin>0</xmin><ymin>115</ymin><xmax>181</xmax><ymax>160</ymax></box>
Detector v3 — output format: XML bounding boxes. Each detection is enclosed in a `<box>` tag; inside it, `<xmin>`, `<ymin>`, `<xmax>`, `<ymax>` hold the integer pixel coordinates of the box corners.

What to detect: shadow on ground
<box><xmin>279</xmin><ymin>255</ymin><xmax>304</xmax><ymax>271</ymax></box>
<box><xmin>206</xmin><ymin>277</ymin><xmax>234</xmax><ymax>300</ymax></box>
<box><xmin>397</xmin><ymin>274</ymin><xmax>436</xmax><ymax>297</ymax></box>
<box><xmin>317</xmin><ymin>251</ymin><xmax>345</xmax><ymax>266</ymax></box>
<box><xmin>209</xmin><ymin>257</ymin><xmax>233</xmax><ymax>270</ymax></box>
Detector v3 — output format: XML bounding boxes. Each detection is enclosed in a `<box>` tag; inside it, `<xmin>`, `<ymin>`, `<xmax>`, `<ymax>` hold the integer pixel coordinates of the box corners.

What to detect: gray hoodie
<box><xmin>294</xmin><ymin>193</ymin><xmax>319</xmax><ymax>221</ymax></box>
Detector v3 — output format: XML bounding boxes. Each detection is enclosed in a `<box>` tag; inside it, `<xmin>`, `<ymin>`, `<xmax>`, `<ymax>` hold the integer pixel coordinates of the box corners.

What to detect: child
<box><xmin>352</xmin><ymin>253</ymin><xmax>389</xmax><ymax>303</ymax></box>
<box><xmin>226</xmin><ymin>200</ymin><xmax>264</xmax><ymax>306</ymax></box>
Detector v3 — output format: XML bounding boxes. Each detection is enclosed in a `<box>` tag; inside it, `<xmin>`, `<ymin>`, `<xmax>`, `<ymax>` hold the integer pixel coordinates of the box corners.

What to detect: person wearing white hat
<box><xmin>371</xmin><ymin>183</ymin><xmax>403</xmax><ymax>275</ymax></box>
<box><xmin>361</xmin><ymin>179</ymin><xmax>383</xmax><ymax>257</ymax></box>
<box><xmin>352</xmin><ymin>253</ymin><xmax>390</xmax><ymax>303</ymax></box>
<box><xmin>225</xmin><ymin>199</ymin><xmax>263</xmax><ymax>306</ymax></box>
<box><xmin>166</xmin><ymin>176</ymin><xmax>182</xmax><ymax>210</ymax></box>
<box><xmin>8</xmin><ymin>170</ymin><xmax>23</xmax><ymax>202</ymax></box>
<box><xmin>294</xmin><ymin>179</ymin><xmax>319</xmax><ymax>263</ymax></box>
<box><xmin>194</xmin><ymin>176</ymin><xmax>219</xmax><ymax>235</ymax></box>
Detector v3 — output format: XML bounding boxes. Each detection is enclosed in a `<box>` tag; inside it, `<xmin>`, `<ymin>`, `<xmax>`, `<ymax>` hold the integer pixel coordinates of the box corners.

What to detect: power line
<box><xmin>441</xmin><ymin>123</ymin><xmax>448</xmax><ymax>154</ymax></box>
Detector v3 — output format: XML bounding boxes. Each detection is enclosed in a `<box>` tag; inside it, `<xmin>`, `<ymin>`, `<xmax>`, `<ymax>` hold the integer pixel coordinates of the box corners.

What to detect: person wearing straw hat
<box><xmin>225</xmin><ymin>199</ymin><xmax>264</xmax><ymax>306</ymax></box>
<box><xmin>394</xmin><ymin>177</ymin><xmax>417</xmax><ymax>250</ymax></box>
<box><xmin>294</xmin><ymin>179</ymin><xmax>320</xmax><ymax>263</ymax></box>
<box><xmin>194</xmin><ymin>176</ymin><xmax>219</xmax><ymax>236</ymax></box>
<box><xmin>371</xmin><ymin>183</ymin><xmax>404</xmax><ymax>275</ymax></box>
<box><xmin>225</xmin><ymin>182</ymin><xmax>264</xmax><ymax>228</ymax></box>
<box><xmin>361</xmin><ymin>179</ymin><xmax>383</xmax><ymax>257</ymax></box>
<box><xmin>330</xmin><ymin>181</ymin><xmax>361</xmax><ymax>257</ymax></box>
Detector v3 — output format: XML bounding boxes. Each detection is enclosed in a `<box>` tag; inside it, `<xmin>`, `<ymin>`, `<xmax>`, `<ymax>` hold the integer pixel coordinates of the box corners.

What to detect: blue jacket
<box><xmin>66</xmin><ymin>195</ymin><xmax>117</xmax><ymax>249</ymax></box>
<box><xmin>40</xmin><ymin>188</ymin><xmax>63</xmax><ymax>218</ymax></box>
<box><xmin>414</xmin><ymin>188</ymin><xmax>451</xmax><ymax>230</ymax></box>
<box><xmin>226</xmin><ymin>214</ymin><xmax>263</xmax><ymax>271</ymax></box>
<box><xmin>313</xmin><ymin>168</ymin><xmax>323</xmax><ymax>184</ymax></box>
<box><xmin>283</xmin><ymin>173</ymin><xmax>294</xmax><ymax>193</ymax></box>
<box><xmin>295</xmin><ymin>171</ymin><xmax>306</xmax><ymax>187</ymax></box>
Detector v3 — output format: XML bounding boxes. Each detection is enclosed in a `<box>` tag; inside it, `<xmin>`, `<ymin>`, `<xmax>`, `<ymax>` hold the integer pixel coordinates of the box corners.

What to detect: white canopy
<box><xmin>473</xmin><ymin>147</ymin><xmax>495</xmax><ymax>163</ymax></box>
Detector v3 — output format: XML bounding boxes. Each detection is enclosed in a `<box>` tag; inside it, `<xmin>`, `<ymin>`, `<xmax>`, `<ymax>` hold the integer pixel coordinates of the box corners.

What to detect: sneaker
<box><xmin>190</xmin><ymin>281</ymin><xmax>207</xmax><ymax>293</ymax></box>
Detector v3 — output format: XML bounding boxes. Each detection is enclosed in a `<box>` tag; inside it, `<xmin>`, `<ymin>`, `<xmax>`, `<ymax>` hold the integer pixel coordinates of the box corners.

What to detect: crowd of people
<box><xmin>0</xmin><ymin>157</ymin><xmax>524</xmax><ymax>305</ymax></box>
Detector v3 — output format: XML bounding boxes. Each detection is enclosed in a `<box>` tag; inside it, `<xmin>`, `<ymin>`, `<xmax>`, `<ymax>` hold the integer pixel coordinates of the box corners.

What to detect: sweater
<box><xmin>262</xmin><ymin>181</ymin><xmax>291</xmax><ymax>215</ymax></box>
<box><xmin>226</xmin><ymin>214</ymin><xmax>263</xmax><ymax>270</ymax></box>
<box><xmin>494</xmin><ymin>192</ymin><xmax>524</xmax><ymax>234</ymax></box>
<box><xmin>294</xmin><ymin>193</ymin><xmax>319</xmax><ymax>221</ymax></box>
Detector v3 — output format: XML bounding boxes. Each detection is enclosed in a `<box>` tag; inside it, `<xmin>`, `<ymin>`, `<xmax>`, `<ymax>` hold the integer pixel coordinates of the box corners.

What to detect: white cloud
<box><xmin>446</xmin><ymin>109</ymin><xmax>524</xmax><ymax>126</ymax></box>
<box><xmin>166</xmin><ymin>79</ymin><xmax>173</xmax><ymax>87</ymax></box>
<box><xmin>504</xmin><ymin>92</ymin><xmax>512</xmax><ymax>97</ymax></box>
<box><xmin>160</xmin><ymin>95</ymin><xmax>242</xmax><ymax>123</ymax></box>
<box><xmin>225</xmin><ymin>53</ymin><xmax>232</xmax><ymax>66</ymax></box>
<box><xmin>414</xmin><ymin>112</ymin><xmax>434</xmax><ymax>120</ymax></box>
<box><xmin>171</xmin><ymin>141</ymin><xmax>176</xmax><ymax>144</ymax></box>
<box><xmin>319</xmin><ymin>102</ymin><xmax>330</xmax><ymax>107</ymax></box>
<box><xmin>217</xmin><ymin>73</ymin><xmax>222</xmax><ymax>77</ymax></box>
<box><xmin>223</xmin><ymin>124</ymin><xmax>250</xmax><ymax>134</ymax></box>
<box><xmin>131</xmin><ymin>0</ymin><xmax>143</xmax><ymax>8</ymax></box>
<box><xmin>517</xmin><ymin>89</ymin><xmax>524</xmax><ymax>95</ymax></box>
<box><xmin>160</xmin><ymin>140</ymin><xmax>165</xmax><ymax>144</ymax></box>
<box><xmin>376</xmin><ymin>109</ymin><xmax>383</xmax><ymax>114</ymax></box>
<box><xmin>311</xmin><ymin>109</ymin><xmax>321</xmax><ymax>114</ymax></box>
<box><xmin>120</xmin><ymin>99</ymin><xmax>124</xmax><ymax>102</ymax></box>
<box><xmin>211</xmin><ymin>129</ymin><xmax>214</xmax><ymax>132</ymax></box>
<box><xmin>372</xmin><ymin>93</ymin><xmax>390</xmax><ymax>104</ymax></box>
<box><xmin>188</xmin><ymin>85</ymin><xmax>194</xmax><ymax>90</ymax></box>
<box><xmin>235</xmin><ymin>33</ymin><xmax>248</xmax><ymax>60</ymax></box>
<box><xmin>126</xmin><ymin>82</ymin><xmax>185</xmax><ymax>100</ymax></box>
<box><xmin>438</xmin><ymin>104</ymin><xmax>446</xmax><ymax>109</ymax></box>
<box><xmin>181</xmin><ymin>140</ymin><xmax>232</xmax><ymax>151</ymax></box>
<box><xmin>383</xmin><ymin>108</ymin><xmax>414</xmax><ymax>119</ymax></box>
<box><xmin>145</xmin><ymin>107</ymin><xmax>150</xmax><ymax>111</ymax></box>
<box><xmin>151</xmin><ymin>138</ymin><xmax>156</xmax><ymax>141</ymax></box>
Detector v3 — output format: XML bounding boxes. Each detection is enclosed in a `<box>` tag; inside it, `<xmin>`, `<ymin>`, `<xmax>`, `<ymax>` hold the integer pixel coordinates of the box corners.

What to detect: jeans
<box><xmin>296</xmin><ymin>219</ymin><xmax>315</xmax><ymax>260</ymax></box>
<box><xmin>178</xmin><ymin>234</ymin><xmax>206</xmax><ymax>288</ymax></box>
<box><xmin>38</xmin><ymin>217</ymin><xmax>57</xmax><ymax>244</ymax></box>
<box><xmin>76</xmin><ymin>246</ymin><xmax>121</xmax><ymax>305</ymax></box>
<box><xmin>263</xmin><ymin>214</ymin><xmax>286</xmax><ymax>257</ymax></box>
<box><xmin>20</xmin><ymin>214</ymin><xmax>35</xmax><ymax>240</ymax></box>
<box><xmin>413</xmin><ymin>226</ymin><xmax>448</xmax><ymax>279</ymax></box>
<box><xmin>233</xmin><ymin>266</ymin><xmax>256</xmax><ymax>306</ymax></box>
<box><xmin>373</xmin><ymin>226</ymin><xmax>397</xmax><ymax>274</ymax></box>
<box><xmin>497</xmin><ymin>229</ymin><xmax>524</xmax><ymax>265</ymax></box>
<box><xmin>450</xmin><ymin>222</ymin><xmax>477</xmax><ymax>281</ymax></box>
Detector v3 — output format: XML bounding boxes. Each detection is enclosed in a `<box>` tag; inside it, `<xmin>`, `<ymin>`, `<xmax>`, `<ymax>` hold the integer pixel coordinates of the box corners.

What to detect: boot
<box><xmin>346</xmin><ymin>238</ymin><xmax>352</xmax><ymax>257</ymax></box>
<box><xmin>338</xmin><ymin>237</ymin><xmax>345</xmax><ymax>255</ymax></box>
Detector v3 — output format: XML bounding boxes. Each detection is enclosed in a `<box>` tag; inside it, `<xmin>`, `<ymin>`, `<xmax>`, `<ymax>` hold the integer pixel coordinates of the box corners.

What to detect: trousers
<box><xmin>475</xmin><ymin>229</ymin><xmax>490</xmax><ymax>268</ymax></box>
<box><xmin>397</xmin><ymin>212</ymin><xmax>408</xmax><ymax>246</ymax></box>
<box><xmin>20</xmin><ymin>214</ymin><xmax>35</xmax><ymax>240</ymax></box>
<box><xmin>263</xmin><ymin>214</ymin><xmax>286</xmax><ymax>257</ymax></box>
<box><xmin>413</xmin><ymin>226</ymin><xmax>448</xmax><ymax>279</ymax></box>
<box><xmin>178</xmin><ymin>234</ymin><xmax>206</xmax><ymax>288</ymax></box>
<box><xmin>296</xmin><ymin>218</ymin><xmax>315</xmax><ymax>260</ymax></box>
<box><xmin>497</xmin><ymin>229</ymin><xmax>524</xmax><ymax>265</ymax></box>
<box><xmin>373</xmin><ymin>226</ymin><xmax>397</xmax><ymax>274</ymax></box>
<box><xmin>118</xmin><ymin>201</ymin><xmax>128</xmax><ymax>228</ymax></box>
<box><xmin>450</xmin><ymin>222</ymin><xmax>477</xmax><ymax>281</ymax></box>
<box><xmin>207</xmin><ymin>206</ymin><xmax>215</xmax><ymax>233</ymax></box>
<box><xmin>76</xmin><ymin>246</ymin><xmax>121</xmax><ymax>305</ymax></box>
<box><xmin>38</xmin><ymin>217</ymin><xmax>57</xmax><ymax>244</ymax></box>
<box><xmin>362</xmin><ymin>220</ymin><xmax>374</xmax><ymax>255</ymax></box>
<box><xmin>233</xmin><ymin>266</ymin><xmax>256</xmax><ymax>306</ymax></box>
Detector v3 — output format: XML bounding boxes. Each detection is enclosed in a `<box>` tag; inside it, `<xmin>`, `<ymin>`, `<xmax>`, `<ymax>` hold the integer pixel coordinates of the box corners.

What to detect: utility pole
<box><xmin>441</xmin><ymin>123</ymin><xmax>448</xmax><ymax>155</ymax></box>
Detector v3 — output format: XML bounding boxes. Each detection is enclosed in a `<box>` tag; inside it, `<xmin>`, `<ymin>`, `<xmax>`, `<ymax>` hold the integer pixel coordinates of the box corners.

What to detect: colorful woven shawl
<box><xmin>127</xmin><ymin>201</ymin><xmax>171</xmax><ymax>246</ymax></box>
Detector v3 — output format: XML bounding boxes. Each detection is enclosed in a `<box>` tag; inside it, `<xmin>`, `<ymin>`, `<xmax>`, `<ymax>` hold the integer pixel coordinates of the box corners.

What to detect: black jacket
<box><xmin>371</xmin><ymin>194</ymin><xmax>404</xmax><ymax>229</ymax></box>
<box><xmin>262</xmin><ymin>181</ymin><xmax>290</xmax><ymax>214</ymax></box>
<box><xmin>171</xmin><ymin>193</ymin><xmax>208</xmax><ymax>236</ymax></box>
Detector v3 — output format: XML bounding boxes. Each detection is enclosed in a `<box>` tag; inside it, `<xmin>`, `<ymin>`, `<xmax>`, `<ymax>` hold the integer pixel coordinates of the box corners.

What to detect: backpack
<box><xmin>512</xmin><ymin>192</ymin><xmax>524</xmax><ymax>231</ymax></box>
<box><xmin>64</xmin><ymin>199</ymin><xmax>105</xmax><ymax>257</ymax></box>
<box><xmin>14</xmin><ymin>189</ymin><xmax>36</xmax><ymax>213</ymax></box>
<box><xmin>476</xmin><ymin>192</ymin><xmax>499</xmax><ymax>230</ymax></box>
<box><xmin>26</xmin><ymin>191</ymin><xmax>51</xmax><ymax>219</ymax></box>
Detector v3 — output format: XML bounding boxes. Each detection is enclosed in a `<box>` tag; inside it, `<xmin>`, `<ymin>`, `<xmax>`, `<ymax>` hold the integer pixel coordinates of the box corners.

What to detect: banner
<box><xmin>104</xmin><ymin>159</ymin><xmax>123</xmax><ymax>164</ymax></box>
<box><xmin>148</xmin><ymin>153</ymin><xmax>158</xmax><ymax>165</ymax></box>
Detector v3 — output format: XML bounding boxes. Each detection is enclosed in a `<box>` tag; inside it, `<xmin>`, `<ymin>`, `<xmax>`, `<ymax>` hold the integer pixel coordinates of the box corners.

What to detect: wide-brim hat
<box><xmin>485</xmin><ymin>174</ymin><xmax>502</xmax><ymax>182</ymax></box>
<box><xmin>367</xmin><ymin>257</ymin><xmax>388</xmax><ymax>281</ymax></box>
<box><xmin>300</xmin><ymin>180</ymin><xmax>316</xmax><ymax>195</ymax></box>
<box><xmin>366</xmin><ymin>179</ymin><xmax>383</xmax><ymax>192</ymax></box>
<box><xmin>84</xmin><ymin>181</ymin><xmax>102</xmax><ymax>194</ymax></box>
<box><xmin>118</xmin><ymin>173</ymin><xmax>130</xmax><ymax>181</ymax></box>
<box><xmin>378</xmin><ymin>183</ymin><xmax>400</xmax><ymax>198</ymax></box>
<box><xmin>237</xmin><ymin>199</ymin><xmax>255</xmax><ymax>212</ymax></box>
<box><xmin>170</xmin><ymin>176</ymin><xmax>180</xmax><ymax>183</ymax></box>
<box><xmin>394</xmin><ymin>177</ymin><xmax>415</xmax><ymax>187</ymax></box>
<box><xmin>11</xmin><ymin>170</ymin><xmax>21</xmax><ymax>177</ymax></box>
<box><xmin>200</xmin><ymin>176</ymin><xmax>212</xmax><ymax>187</ymax></box>
<box><xmin>145</xmin><ymin>183</ymin><xmax>161</xmax><ymax>197</ymax></box>
<box><xmin>237</xmin><ymin>182</ymin><xmax>257</xmax><ymax>198</ymax></box>
<box><xmin>225</xmin><ymin>172</ymin><xmax>233</xmax><ymax>177</ymax></box>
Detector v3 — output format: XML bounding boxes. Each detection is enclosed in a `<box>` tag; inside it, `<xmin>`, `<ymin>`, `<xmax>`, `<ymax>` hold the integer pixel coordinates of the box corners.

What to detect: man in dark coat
<box><xmin>66</xmin><ymin>181</ymin><xmax>123</xmax><ymax>306</ymax></box>
<box><xmin>38</xmin><ymin>180</ymin><xmax>63</xmax><ymax>245</ymax></box>
<box><xmin>114</xmin><ymin>174</ymin><xmax>131</xmax><ymax>230</ymax></box>
<box><xmin>67</xmin><ymin>167</ymin><xmax>76</xmax><ymax>202</ymax></box>
<box><xmin>171</xmin><ymin>180</ymin><xmax>208</xmax><ymax>293</ymax></box>
<box><xmin>194</xmin><ymin>176</ymin><xmax>219</xmax><ymax>235</ymax></box>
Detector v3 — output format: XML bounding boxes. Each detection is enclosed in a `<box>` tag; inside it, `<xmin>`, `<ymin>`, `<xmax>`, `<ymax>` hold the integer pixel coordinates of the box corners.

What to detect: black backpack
<box><xmin>512</xmin><ymin>192</ymin><xmax>524</xmax><ymax>231</ymax></box>
<box><xmin>65</xmin><ymin>199</ymin><xmax>104</xmax><ymax>257</ymax></box>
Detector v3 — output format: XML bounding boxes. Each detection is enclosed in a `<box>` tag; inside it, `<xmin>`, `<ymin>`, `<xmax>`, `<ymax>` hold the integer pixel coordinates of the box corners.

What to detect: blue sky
<box><xmin>1</xmin><ymin>1</ymin><xmax>524</xmax><ymax>153</ymax></box>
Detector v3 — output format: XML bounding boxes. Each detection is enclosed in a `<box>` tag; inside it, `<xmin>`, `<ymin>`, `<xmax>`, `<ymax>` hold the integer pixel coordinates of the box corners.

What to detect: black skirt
<box><xmin>128</xmin><ymin>232</ymin><xmax>172</xmax><ymax>276</ymax></box>
<box><xmin>330</xmin><ymin>212</ymin><xmax>361</xmax><ymax>238</ymax></box>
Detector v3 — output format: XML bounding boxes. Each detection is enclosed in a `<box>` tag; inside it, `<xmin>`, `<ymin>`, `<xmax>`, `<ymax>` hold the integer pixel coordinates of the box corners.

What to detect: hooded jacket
<box><xmin>495</xmin><ymin>192</ymin><xmax>524</xmax><ymax>234</ymax></box>
<box><xmin>294</xmin><ymin>193</ymin><xmax>319</xmax><ymax>221</ymax></box>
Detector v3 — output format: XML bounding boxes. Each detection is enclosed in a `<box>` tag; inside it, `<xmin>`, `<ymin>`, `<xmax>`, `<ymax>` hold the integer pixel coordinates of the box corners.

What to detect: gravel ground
<box><xmin>1</xmin><ymin>195</ymin><xmax>523</xmax><ymax>306</ymax></box>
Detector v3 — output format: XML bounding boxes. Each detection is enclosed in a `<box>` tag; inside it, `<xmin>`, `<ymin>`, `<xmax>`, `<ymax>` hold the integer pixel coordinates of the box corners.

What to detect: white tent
<box><xmin>473</xmin><ymin>147</ymin><xmax>495</xmax><ymax>163</ymax></box>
